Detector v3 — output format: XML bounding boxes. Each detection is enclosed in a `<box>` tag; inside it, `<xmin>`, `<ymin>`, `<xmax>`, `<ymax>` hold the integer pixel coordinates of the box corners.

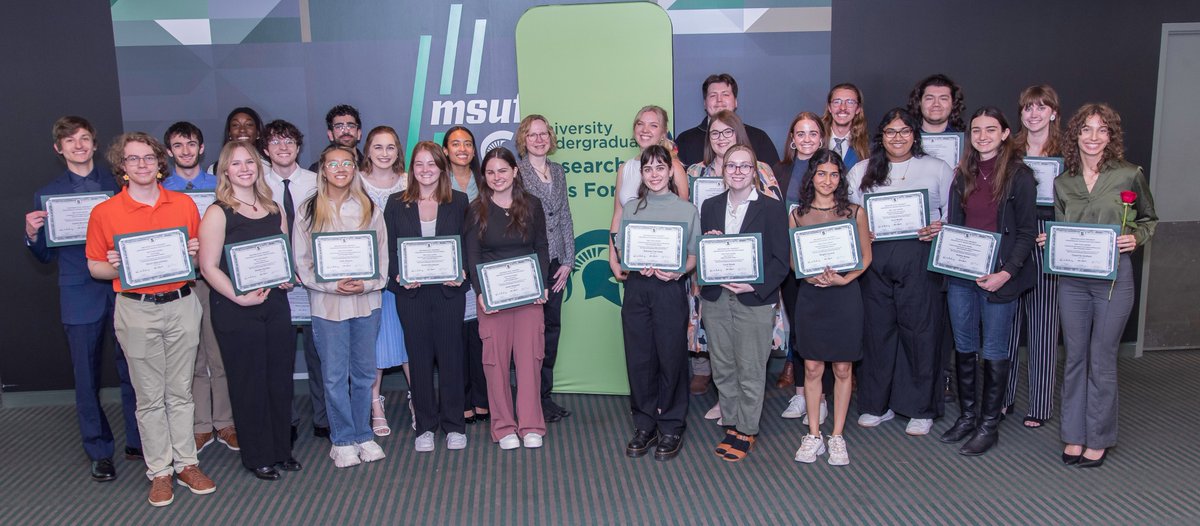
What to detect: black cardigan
<box><xmin>698</xmin><ymin>191</ymin><xmax>790</xmax><ymax>306</ymax></box>
<box><xmin>945</xmin><ymin>163</ymin><xmax>1038</xmax><ymax>303</ymax></box>
<box><xmin>383</xmin><ymin>190</ymin><xmax>470</xmax><ymax>299</ymax></box>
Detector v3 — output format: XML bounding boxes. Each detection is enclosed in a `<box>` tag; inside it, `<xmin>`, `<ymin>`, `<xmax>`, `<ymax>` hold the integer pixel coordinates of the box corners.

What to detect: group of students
<box><xmin>26</xmin><ymin>71</ymin><xmax>1157</xmax><ymax>507</ymax></box>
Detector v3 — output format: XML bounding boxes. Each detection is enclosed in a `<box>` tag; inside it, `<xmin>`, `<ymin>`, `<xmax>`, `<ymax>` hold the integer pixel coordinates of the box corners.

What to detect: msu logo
<box><xmin>565</xmin><ymin>229</ymin><xmax>622</xmax><ymax>307</ymax></box>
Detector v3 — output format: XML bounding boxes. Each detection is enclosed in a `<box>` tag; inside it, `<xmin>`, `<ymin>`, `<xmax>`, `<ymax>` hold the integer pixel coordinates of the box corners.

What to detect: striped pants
<box><xmin>1003</xmin><ymin>220</ymin><xmax>1059</xmax><ymax>421</ymax></box>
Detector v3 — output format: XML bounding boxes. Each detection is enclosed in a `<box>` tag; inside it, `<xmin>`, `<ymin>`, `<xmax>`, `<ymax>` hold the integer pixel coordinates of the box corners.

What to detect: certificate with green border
<box><xmin>311</xmin><ymin>230</ymin><xmax>378</xmax><ymax>282</ymax></box>
<box><xmin>620</xmin><ymin>220</ymin><xmax>688</xmax><ymax>273</ymax></box>
<box><xmin>922</xmin><ymin>131</ymin><xmax>964</xmax><ymax>170</ymax></box>
<box><xmin>864</xmin><ymin>189</ymin><xmax>930</xmax><ymax>241</ymax></box>
<box><xmin>1024</xmin><ymin>156</ymin><xmax>1064</xmax><ymax>206</ymax></box>
<box><xmin>223</xmin><ymin>234</ymin><xmax>295</xmax><ymax>295</ymax></box>
<box><xmin>927</xmin><ymin>224</ymin><xmax>1000</xmax><ymax>280</ymax></box>
<box><xmin>690</xmin><ymin>177</ymin><xmax>726</xmax><ymax>213</ymax></box>
<box><xmin>476</xmin><ymin>254</ymin><xmax>544</xmax><ymax>311</ymax></box>
<box><xmin>696</xmin><ymin>233</ymin><xmax>763</xmax><ymax>285</ymax></box>
<box><xmin>115</xmin><ymin>226</ymin><xmax>195</xmax><ymax>290</ymax></box>
<box><xmin>396</xmin><ymin>235</ymin><xmax>463</xmax><ymax>285</ymax></box>
<box><xmin>40</xmin><ymin>191</ymin><xmax>112</xmax><ymax>247</ymax></box>
<box><xmin>790</xmin><ymin>219</ymin><xmax>863</xmax><ymax>278</ymax></box>
<box><xmin>181</xmin><ymin>190</ymin><xmax>217</xmax><ymax>219</ymax></box>
<box><xmin>1043</xmin><ymin>221</ymin><xmax>1120</xmax><ymax>280</ymax></box>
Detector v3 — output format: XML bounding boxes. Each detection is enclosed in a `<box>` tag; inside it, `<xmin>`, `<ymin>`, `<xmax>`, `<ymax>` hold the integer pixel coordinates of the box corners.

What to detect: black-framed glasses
<box><xmin>709</xmin><ymin>128</ymin><xmax>735</xmax><ymax>139</ymax></box>
<box><xmin>883</xmin><ymin>128</ymin><xmax>913</xmax><ymax>139</ymax></box>
<box><xmin>723</xmin><ymin>163</ymin><xmax>754</xmax><ymax>175</ymax></box>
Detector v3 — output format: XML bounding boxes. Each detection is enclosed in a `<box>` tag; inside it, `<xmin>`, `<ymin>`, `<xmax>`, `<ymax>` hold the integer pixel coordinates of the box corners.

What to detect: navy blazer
<box><xmin>28</xmin><ymin>168</ymin><xmax>120</xmax><ymax>325</ymax></box>
<box><xmin>698</xmin><ymin>190</ymin><xmax>790</xmax><ymax>307</ymax></box>
<box><xmin>383</xmin><ymin>190</ymin><xmax>470</xmax><ymax>299</ymax></box>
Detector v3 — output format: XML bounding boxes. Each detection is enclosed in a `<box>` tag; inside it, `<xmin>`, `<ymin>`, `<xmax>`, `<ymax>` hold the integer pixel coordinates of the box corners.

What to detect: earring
<box><xmin>156</xmin><ymin>172</ymin><xmax>164</xmax><ymax>180</ymax></box>
<box><xmin>789</xmin><ymin>141</ymin><xmax>797</xmax><ymax>151</ymax></box>
<box><xmin>122</xmin><ymin>174</ymin><xmax>129</xmax><ymax>181</ymax></box>
<box><xmin>1050</xmin><ymin>115</ymin><xmax>1056</xmax><ymax>121</ymax></box>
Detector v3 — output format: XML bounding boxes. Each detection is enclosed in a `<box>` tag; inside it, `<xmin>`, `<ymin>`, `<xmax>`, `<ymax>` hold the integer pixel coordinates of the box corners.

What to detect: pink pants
<box><xmin>478</xmin><ymin>303</ymin><xmax>546</xmax><ymax>442</ymax></box>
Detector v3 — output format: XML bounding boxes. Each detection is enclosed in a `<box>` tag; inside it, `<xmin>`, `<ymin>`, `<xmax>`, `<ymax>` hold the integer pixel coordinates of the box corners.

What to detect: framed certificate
<box><xmin>287</xmin><ymin>286</ymin><xmax>311</xmax><ymax>325</ymax></box>
<box><xmin>114</xmin><ymin>226</ymin><xmax>195</xmax><ymax>290</ymax></box>
<box><xmin>790</xmin><ymin>219</ymin><xmax>863</xmax><ymax>278</ymax></box>
<box><xmin>397</xmin><ymin>235</ymin><xmax>462</xmax><ymax>285</ymax></box>
<box><xmin>690</xmin><ymin>177</ymin><xmax>726</xmax><ymax>214</ymax></box>
<box><xmin>922</xmin><ymin>132</ymin><xmax>964</xmax><ymax>170</ymax></box>
<box><xmin>223</xmin><ymin>234</ymin><xmax>295</xmax><ymax>295</ymax></box>
<box><xmin>311</xmin><ymin>231</ymin><xmax>379</xmax><ymax>282</ymax></box>
<box><xmin>620</xmin><ymin>221</ymin><xmax>688</xmax><ymax>273</ymax></box>
<box><xmin>1043</xmin><ymin>222</ymin><xmax>1120</xmax><ymax>280</ymax></box>
<box><xmin>40</xmin><ymin>191</ymin><xmax>111</xmax><ymax>247</ymax></box>
<box><xmin>863</xmin><ymin>189</ymin><xmax>930</xmax><ymax>241</ymax></box>
<box><xmin>696</xmin><ymin>233</ymin><xmax>763</xmax><ymax>285</ymax></box>
<box><xmin>927</xmin><ymin>224</ymin><xmax>1001</xmax><ymax>280</ymax></box>
<box><xmin>1024</xmin><ymin>156</ymin><xmax>1063</xmax><ymax>206</ymax></box>
<box><xmin>182</xmin><ymin>190</ymin><xmax>217</xmax><ymax>219</ymax></box>
<box><xmin>476</xmin><ymin>254</ymin><xmax>544</xmax><ymax>311</ymax></box>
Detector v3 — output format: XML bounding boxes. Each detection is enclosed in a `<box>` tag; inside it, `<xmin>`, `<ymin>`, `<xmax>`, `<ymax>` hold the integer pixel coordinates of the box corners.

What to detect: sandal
<box><xmin>1023</xmin><ymin>416</ymin><xmax>1044</xmax><ymax>428</ymax></box>
<box><xmin>371</xmin><ymin>396</ymin><xmax>391</xmax><ymax>437</ymax></box>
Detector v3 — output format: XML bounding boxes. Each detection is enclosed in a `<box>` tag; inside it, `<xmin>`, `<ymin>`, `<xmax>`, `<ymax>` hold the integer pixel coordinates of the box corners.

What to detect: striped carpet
<box><xmin>2</xmin><ymin>351</ymin><xmax>1199</xmax><ymax>525</ymax></box>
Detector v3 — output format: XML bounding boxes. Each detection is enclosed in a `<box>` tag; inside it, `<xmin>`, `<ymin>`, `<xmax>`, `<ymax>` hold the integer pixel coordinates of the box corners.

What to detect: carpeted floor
<box><xmin>2</xmin><ymin>351</ymin><xmax>1199</xmax><ymax>525</ymax></box>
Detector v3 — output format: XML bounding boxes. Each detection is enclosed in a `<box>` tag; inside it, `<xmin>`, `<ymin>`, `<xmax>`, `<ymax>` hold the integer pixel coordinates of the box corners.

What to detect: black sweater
<box><xmin>464</xmin><ymin>195</ymin><xmax>551</xmax><ymax>290</ymax></box>
<box><xmin>945</xmin><ymin>162</ymin><xmax>1038</xmax><ymax>303</ymax></box>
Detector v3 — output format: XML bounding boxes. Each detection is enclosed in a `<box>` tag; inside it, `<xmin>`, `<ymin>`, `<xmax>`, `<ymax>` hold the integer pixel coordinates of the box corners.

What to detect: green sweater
<box><xmin>1054</xmin><ymin>160</ymin><xmax>1158</xmax><ymax>246</ymax></box>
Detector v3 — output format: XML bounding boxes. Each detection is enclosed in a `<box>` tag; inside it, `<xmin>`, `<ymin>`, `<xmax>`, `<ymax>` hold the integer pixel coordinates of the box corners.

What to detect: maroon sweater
<box><xmin>964</xmin><ymin>156</ymin><xmax>999</xmax><ymax>232</ymax></box>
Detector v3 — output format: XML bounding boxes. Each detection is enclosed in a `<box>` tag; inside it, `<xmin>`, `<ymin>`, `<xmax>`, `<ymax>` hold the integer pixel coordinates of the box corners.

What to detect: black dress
<box><xmin>792</xmin><ymin>207</ymin><xmax>864</xmax><ymax>363</ymax></box>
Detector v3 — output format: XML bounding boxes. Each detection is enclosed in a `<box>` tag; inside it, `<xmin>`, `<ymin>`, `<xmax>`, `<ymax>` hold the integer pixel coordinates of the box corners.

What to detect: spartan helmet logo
<box><xmin>565</xmin><ymin>229</ymin><xmax>622</xmax><ymax>307</ymax></box>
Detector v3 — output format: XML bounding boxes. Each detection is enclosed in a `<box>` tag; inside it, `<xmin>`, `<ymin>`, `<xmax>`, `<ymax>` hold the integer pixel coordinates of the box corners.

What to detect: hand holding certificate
<box><xmin>620</xmin><ymin>221</ymin><xmax>688</xmax><ymax>273</ymax></box>
<box><xmin>863</xmin><ymin>189</ymin><xmax>930</xmax><ymax>241</ymax></box>
<box><xmin>927</xmin><ymin>224</ymin><xmax>1000</xmax><ymax>280</ymax></box>
<box><xmin>224</xmin><ymin>234</ymin><xmax>295</xmax><ymax>295</ymax></box>
<box><xmin>696</xmin><ymin>233</ymin><xmax>763</xmax><ymax>285</ymax></box>
<box><xmin>1042</xmin><ymin>222</ymin><xmax>1120</xmax><ymax>280</ymax></box>
<box><xmin>790</xmin><ymin>220</ymin><xmax>863</xmax><ymax>278</ymax></box>
<box><xmin>115</xmin><ymin>227</ymin><xmax>196</xmax><ymax>290</ymax></box>
<box><xmin>397</xmin><ymin>235</ymin><xmax>463</xmax><ymax>285</ymax></box>
<box><xmin>40</xmin><ymin>191</ymin><xmax>112</xmax><ymax>247</ymax></box>
<box><xmin>312</xmin><ymin>231</ymin><xmax>379</xmax><ymax>282</ymax></box>
<box><xmin>476</xmin><ymin>254</ymin><xmax>545</xmax><ymax>312</ymax></box>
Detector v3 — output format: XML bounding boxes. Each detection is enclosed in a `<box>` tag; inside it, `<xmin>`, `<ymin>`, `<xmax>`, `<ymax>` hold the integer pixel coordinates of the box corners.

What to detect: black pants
<box><xmin>210</xmin><ymin>290</ymin><xmax>294</xmax><ymax>470</ymax></box>
<box><xmin>621</xmin><ymin>274</ymin><xmax>689</xmax><ymax>436</ymax></box>
<box><xmin>397</xmin><ymin>288</ymin><xmax>466</xmax><ymax>434</ymax></box>
<box><xmin>463</xmin><ymin>316</ymin><xmax>488</xmax><ymax>411</ymax></box>
<box><xmin>541</xmin><ymin>260</ymin><xmax>565</xmax><ymax>401</ymax></box>
<box><xmin>857</xmin><ymin>239</ymin><xmax>945</xmax><ymax>419</ymax></box>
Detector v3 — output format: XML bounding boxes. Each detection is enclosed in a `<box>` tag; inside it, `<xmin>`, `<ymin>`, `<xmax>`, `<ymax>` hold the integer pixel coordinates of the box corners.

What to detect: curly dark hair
<box><xmin>1062</xmin><ymin>103</ymin><xmax>1125</xmax><ymax>176</ymax></box>
<box><xmin>794</xmin><ymin>148</ymin><xmax>852</xmax><ymax>220</ymax></box>
<box><xmin>907</xmin><ymin>74</ymin><xmax>965</xmax><ymax>132</ymax></box>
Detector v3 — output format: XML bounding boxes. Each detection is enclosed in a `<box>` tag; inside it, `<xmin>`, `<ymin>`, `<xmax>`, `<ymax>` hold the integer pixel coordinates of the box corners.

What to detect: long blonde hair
<box><xmin>302</xmin><ymin>145</ymin><xmax>375</xmax><ymax>232</ymax></box>
<box><xmin>214</xmin><ymin>141</ymin><xmax>279</xmax><ymax>214</ymax></box>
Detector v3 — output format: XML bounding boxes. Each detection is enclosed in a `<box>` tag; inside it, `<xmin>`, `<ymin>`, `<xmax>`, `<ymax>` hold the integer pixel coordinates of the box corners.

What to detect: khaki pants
<box><xmin>703</xmin><ymin>289</ymin><xmax>775</xmax><ymax>435</ymax></box>
<box><xmin>192</xmin><ymin>281</ymin><xmax>233</xmax><ymax>433</ymax></box>
<box><xmin>114</xmin><ymin>292</ymin><xmax>202</xmax><ymax>480</ymax></box>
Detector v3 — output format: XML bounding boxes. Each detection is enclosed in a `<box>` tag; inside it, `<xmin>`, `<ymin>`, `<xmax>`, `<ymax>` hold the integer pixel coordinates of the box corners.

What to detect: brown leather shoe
<box><xmin>689</xmin><ymin>374</ymin><xmax>711</xmax><ymax>396</ymax></box>
<box><xmin>195</xmin><ymin>432</ymin><xmax>214</xmax><ymax>453</ymax></box>
<box><xmin>176</xmin><ymin>465</ymin><xmax>216</xmax><ymax>495</ymax></box>
<box><xmin>148</xmin><ymin>475</ymin><xmax>174</xmax><ymax>507</ymax></box>
<box><xmin>776</xmin><ymin>361</ymin><xmax>795</xmax><ymax>389</ymax></box>
<box><xmin>216</xmin><ymin>427</ymin><xmax>240</xmax><ymax>451</ymax></box>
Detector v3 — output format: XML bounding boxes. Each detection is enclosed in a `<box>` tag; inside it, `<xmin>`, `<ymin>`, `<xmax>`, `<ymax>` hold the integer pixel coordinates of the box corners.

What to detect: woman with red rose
<box><xmin>1046</xmin><ymin>103</ymin><xmax>1157</xmax><ymax>468</ymax></box>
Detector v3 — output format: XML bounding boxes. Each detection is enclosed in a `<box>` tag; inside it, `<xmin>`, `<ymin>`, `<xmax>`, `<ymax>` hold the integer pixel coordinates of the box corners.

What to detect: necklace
<box><xmin>531</xmin><ymin>162</ymin><xmax>550</xmax><ymax>181</ymax></box>
<box><xmin>810</xmin><ymin>203</ymin><xmax>836</xmax><ymax>211</ymax></box>
<box><xmin>232</xmin><ymin>194</ymin><xmax>258</xmax><ymax>211</ymax></box>
<box><xmin>893</xmin><ymin>160</ymin><xmax>912</xmax><ymax>181</ymax></box>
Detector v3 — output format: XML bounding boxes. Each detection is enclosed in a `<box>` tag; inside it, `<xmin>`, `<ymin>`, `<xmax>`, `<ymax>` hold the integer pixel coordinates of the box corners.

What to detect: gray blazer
<box><xmin>518</xmin><ymin>158</ymin><xmax>575</xmax><ymax>265</ymax></box>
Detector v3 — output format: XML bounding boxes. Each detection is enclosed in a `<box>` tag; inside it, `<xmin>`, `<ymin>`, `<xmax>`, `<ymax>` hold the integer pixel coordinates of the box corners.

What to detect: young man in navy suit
<box><xmin>24</xmin><ymin>116</ymin><xmax>142</xmax><ymax>482</ymax></box>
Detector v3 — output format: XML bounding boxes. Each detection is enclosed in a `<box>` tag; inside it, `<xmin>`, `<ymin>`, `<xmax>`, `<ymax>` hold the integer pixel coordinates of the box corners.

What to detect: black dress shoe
<box><xmin>543</xmin><ymin>404</ymin><xmax>563</xmax><ymax>423</ymax></box>
<box><xmin>1062</xmin><ymin>452</ymin><xmax>1082</xmax><ymax>465</ymax></box>
<box><xmin>464</xmin><ymin>414</ymin><xmax>477</xmax><ymax>424</ymax></box>
<box><xmin>124</xmin><ymin>447</ymin><xmax>143</xmax><ymax>460</ymax></box>
<box><xmin>91</xmin><ymin>459</ymin><xmax>116</xmax><ymax>482</ymax></box>
<box><xmin>274</xmin><ymin>457</ymin><xmax>303</xmax><ymax>472</ymax></box>
<box><xmin>313</xmin><ymin>425</ymin><xmax>331</xmax><ymax>438</ymax></box>
<box><xmin>251</xmin><ymin>466</ymin><xmax>280</xmax><ymax>480</ymax></box>
<box><xmin>1078</xmin><ymin>450</ymin><xmax>1107</xmax><ymax>468</ymax></box>
<box><xmin>474</xmin><ymin>412</ymin><xmax>490</xmax><ymax>422</ymax></box>
<box><xmin>625</xmin><ymin>429</ymin><xmax>659</xmax><ymax>458</ymax></box>
<box><xmin>654</xmin><ymin>434</ymin><xmax>684</xmax><ymax>461</ymax></box>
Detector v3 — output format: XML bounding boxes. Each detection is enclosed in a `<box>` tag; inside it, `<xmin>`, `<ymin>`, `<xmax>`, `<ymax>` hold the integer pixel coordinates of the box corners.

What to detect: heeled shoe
<box><xmin>464</xmin><ymin>412</ymin><xmax>477</xmax><ymax>424</ymax></box>
<box><xmin>1078</xmin><ymin>449</ymin><xmax>1107</xmax><ymax>468</ymax></box>
<box><xmin>1062</xmin><ymin>451</ymin><xmax>1082</xmax><ymax>465</ymax></box>
<box><xmin>371</xmin><ymin>396</ymin><xmax>391</xmax><ymax>437</ymax></box>
<box><xmin>475</xmin><ymin>411</ymin><xmax>490</xmax><ymax>422</ymax></box>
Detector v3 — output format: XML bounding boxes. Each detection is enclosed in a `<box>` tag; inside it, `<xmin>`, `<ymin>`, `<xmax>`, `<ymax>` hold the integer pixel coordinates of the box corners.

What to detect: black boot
<box><xmin>960</xmin><ymin>359</ymin><xmax>1010</xmax><ymax>456</ymax></box>
<box><xmin>939</xmin><ymin>353</ymin><xmax>978</xmax><ymax>443</ymax></box>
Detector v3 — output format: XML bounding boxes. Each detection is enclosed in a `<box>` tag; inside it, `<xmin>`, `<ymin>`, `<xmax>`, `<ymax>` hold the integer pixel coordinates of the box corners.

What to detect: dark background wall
<box><xmin>4</xmin><ymin>1</ymin><xmax>1199</xmax><ymax>391</ymax></box>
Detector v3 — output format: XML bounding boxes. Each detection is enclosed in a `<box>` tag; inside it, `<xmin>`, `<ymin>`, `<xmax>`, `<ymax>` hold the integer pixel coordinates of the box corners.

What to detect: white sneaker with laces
<box><xmin>827</xmin><ymin>434</ymin><xmax>850</xmax><ymax>466</ymax></box>
<box><xmin>802</xmin><ymin>398</ymin><xmax>829</xmax><ymax>425</ymax></box>
<box><xmin>857</xmin><ymin>409</ymin><xmax>895</xmax><ymax>428</ymax></box>
<box><xmin>781</xmin><ymin>395</ymin><xmax>807</xmax><ymax>419</ymax></box>
<box><xmin>704</xmin><ymin>403</ymin><xmax>722</xmax><ymax>420</ymax></box>
<box><xmin>523</xmin><ymin>433</ymin><xmax>543</xmax><ymax>449</ymax></box>
<box><xmin>905</xmin><ymin>418</ymin><xmax>933</xmax><ymax>436</ymax></box>
<box><xmin>446</xmin><ymin>432</ymin><xmax>467</xmax><ymax>450</ymax></box>
<box><xmin>498</xmin><ymin>434</ymin><xmax>520</xmax><ymax>450</ymax></box>
<box><xmin>357</xmin><ymin>440</ymin><xmax>386</xmax><ymax>462</ymax></box>
<box><xmin>793</xmin><ymin>433</ymin><xmax>826</xmax><ymax>464</ymax></box>
<box><xmin>414</xmin><ymin>431</ymin><xmax>435</xmax><ymax>452</ymax></box>
<box><xmin>329</xmin><ymin>445</ymin><xmax>361</xmax><ymax>468</ymax></box>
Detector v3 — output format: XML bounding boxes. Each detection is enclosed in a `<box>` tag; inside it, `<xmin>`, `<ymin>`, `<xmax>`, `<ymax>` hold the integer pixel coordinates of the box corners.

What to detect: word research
<box><xmin>429</xmin><ymin>97</ymin><xmax>520</xmax><ymax>125</ymax></box>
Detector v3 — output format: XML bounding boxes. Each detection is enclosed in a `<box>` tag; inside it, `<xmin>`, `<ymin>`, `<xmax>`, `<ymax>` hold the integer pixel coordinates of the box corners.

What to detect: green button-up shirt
<box><xmin>1054</xmin><ymin>160</ymin><xmax>1158</xmax><ymax>246</ymax></box>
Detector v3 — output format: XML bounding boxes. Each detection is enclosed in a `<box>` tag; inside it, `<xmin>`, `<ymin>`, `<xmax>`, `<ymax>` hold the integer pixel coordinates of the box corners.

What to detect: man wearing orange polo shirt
<box><xmin>85</xmin><ymin>132</ymin><xmax>216</xmax><ymax>507</ymax></box>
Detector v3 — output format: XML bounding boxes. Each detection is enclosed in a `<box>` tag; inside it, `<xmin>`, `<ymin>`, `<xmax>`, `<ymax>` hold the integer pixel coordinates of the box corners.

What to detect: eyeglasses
<box><xmin>723</xmin><ymin>163</ymin><xmax>754</xmax><ymax>175</ymax></box>
<box><xmin>325</xmin><ymin>160</ymin><xmax>355</xmax><ymax>169</ymax></box>
<box><xmin>526</xmin><ymin>132</ymin><xmax>550</xmax><ymax>140</ymax></box>
<box><xmin>124</xmin><ymin>154</ymin><xmax>158</xmax><ymax>165</ymax></box>
<box><xmin>830</xmin><ymin>98</ymin><xmax>859</xmax><ymax>108</ymax></box>
<box><xmin>709</xmin><ymin>128</ymin><xmax>735</xmax><ymax>139</ymax></box>
<box><xmin>883</xmin><ymin>128</ymin><xmax>914</xmax><ymax>139</ymax></box>
<box><xmin>268</xmin><ymin>138</ymin><xmax>297</xmax><ymax>146</ymax></box>
<box><xmin>331</xmin><ymin>123</ymin><xmax>359</xmax><ymax>132</ymax></box>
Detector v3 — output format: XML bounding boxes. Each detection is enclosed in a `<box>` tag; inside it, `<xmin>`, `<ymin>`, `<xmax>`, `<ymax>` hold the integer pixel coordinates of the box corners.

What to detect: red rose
<box><xmin>1120</xmin><ymin>191</ymin><xmax>1137</xmax><ymax>204</ymax></box>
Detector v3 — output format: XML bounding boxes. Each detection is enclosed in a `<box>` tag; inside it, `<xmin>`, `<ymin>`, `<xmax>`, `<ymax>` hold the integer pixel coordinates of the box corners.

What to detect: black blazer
<box><xmin>946</xmin><ymin>163</ymin><xmax>1038</xmax><ymax>303</ymax></box>
<box><xmin>383</xmin><ymin>190</ymin><xmax>470</xmax><ymax>298</ymax></box>
<box><xmin>698</xmin><ymin>191</ymin><xmax>790</xmax><ymax>306</ymax></box>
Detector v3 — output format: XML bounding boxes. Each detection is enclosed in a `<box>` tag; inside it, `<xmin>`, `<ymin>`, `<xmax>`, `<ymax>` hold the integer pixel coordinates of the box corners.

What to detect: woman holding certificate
<box><xmin>385</xmin><ymin>141</ymin><xmax>470</xmax><ymax>452</ymax></box>
<box><xmin>615</xmin><ymin>145</ymin><xmax>700</xmax><ymax>461</ymax></box>
<box><xmin>197</xmin><ymin>141</ymin><xmax>298</xmax><ymax>479</ymax></box>
<box><xmin>1051</xmin><ymin>104</ymin><xmax>1156</xmax><ymax>467</ymax></box>
<box><xmin>293</xmin><ymin>145</ymin><xmax>390</xmax><ymax>468</ymax></box>
<box><xmin>938</xmin><ymin>108</ymin><xmax>1038</xmax><ymax>456</ymax></box>
<box><xmin>844</xmin><ymin>108</ymin><xmax>953</xmax><ymax>436</ymax></box>
<box><xmin>465</xmin><ymin>147</ymin><xmax>551</xmax><ymax>451</ymax></box>
<box><xmin>698</xmin><ymin>145</ymin><xmax>790</xmax><ymax>462</ymax></box>
<box><xmin>788</xmin><ymin>148</ymin><xmax>871</xmax><ymax>466</ymax></box>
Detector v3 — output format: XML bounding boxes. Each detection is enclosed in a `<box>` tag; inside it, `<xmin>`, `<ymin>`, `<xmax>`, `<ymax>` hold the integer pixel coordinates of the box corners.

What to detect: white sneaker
<box><xmin>905</xmin><ymin>418</ymin><xmax>933</xmax><ymax>436</ymax></box>
<box><xmin>793</xmin><ymin>433</ymin><xmax>826</xmax><ymax>464</ymax></box>
<box><xmin>704</xmin><ymin>403</ymin><xmax>722</xmax><ymax>420</ymax></box>
<box><xmin>357</xmin><ymin>440</ymin><xmax>386</xmax><ymax>462</ymax></box>
<box><xmin>414</xmin><ymin>431</ymin><xmax>435</xmax><ymax>452</ymax></box>
<box><xmin>446</xmin><ymin>432</ymin><xmax>467</xmax><ymax>450</ymax></box>
<box><xmin>329</xmin><ymin>445</ymin><xmax>361</xmax><ymax>468</ymax></box>
<box><xmin>802</xmin><ymin>398</ymin><xmax>829</xmax><ymax>425</ymax></box>
<box><xmin>498</xmin><ymin>434</ymin><xmax>520</xmax><ymax>450</ymax></box>
<box><xmin>827</xmin><ymin>435</ymin><xmax>850</xmax><ymax>466</ymax></box>
<box><xmin>857</xmin><ymin>409</ymin><xmax>895</xmax><ymax>428</ymax></box>
<box><xmin>523</xmin><ymin>433</ymin><xmax>543</xmax><ymax>449</ymax></box>
<box><xmin>781</xmin><ymin>395</ymin><xmax>807</xmax><ymax>419</ymax></box>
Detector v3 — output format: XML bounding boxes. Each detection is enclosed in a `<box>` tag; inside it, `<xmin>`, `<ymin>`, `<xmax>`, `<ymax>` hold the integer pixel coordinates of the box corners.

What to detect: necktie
<box><xmin>282</xmin><ymin>179</ymin><xmax>295</xmax><ymax>233</ymax></box>
<box><xmin>834</xmin><ymin>138</ymin><xmax>846</xmax><ymax>157</ymax></box>
<box><xmin>185</xmin><ymin>181</ymin><xmax>194</xmax><ymax>190</ymax></box>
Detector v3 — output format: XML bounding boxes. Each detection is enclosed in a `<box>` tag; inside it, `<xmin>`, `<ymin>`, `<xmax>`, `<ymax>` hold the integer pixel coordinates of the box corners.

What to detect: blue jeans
<box><xmin>311</xmin><ymin>309</ymin><xmax>381</xmax><ymax>446</ymax></box>
<box><xmin>947</xmin><ymin>280</ymin><xmax>1017</xmax><ymax>361</ymax></box>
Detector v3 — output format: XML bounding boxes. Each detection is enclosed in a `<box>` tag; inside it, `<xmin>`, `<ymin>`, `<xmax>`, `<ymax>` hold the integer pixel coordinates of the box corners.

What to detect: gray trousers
<box><xmin>703</xmin><ymin>290</ymin><xmax>775</xmax><ymax>435</ymax></box>
<box><xmin>1057</xmin><ymin>255</ymin><xmax>1133</xmax><ymax>449</ymax></box>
